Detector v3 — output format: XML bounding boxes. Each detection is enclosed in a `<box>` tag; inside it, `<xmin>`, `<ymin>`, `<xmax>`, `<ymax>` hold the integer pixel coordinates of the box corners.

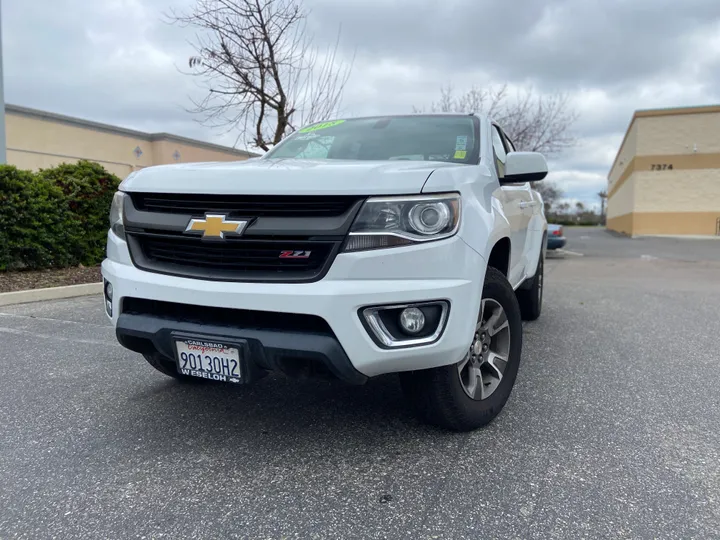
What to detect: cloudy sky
<box><xmin>5</xmin><ymin>0</ymin><xmax>720</xmax><ymax>208</ymax></box>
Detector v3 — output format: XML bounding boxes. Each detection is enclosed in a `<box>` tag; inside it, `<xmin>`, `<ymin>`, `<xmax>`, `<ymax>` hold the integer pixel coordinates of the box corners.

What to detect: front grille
<box><xmin>124</xmin><ymin>193</ymin><xmax>364</xmax><ymax>282</ymax></box>
<box><xmin>128</xmin><ymin>232</ymin><xmax>338</xmax><ymax>282</ymax></box>
<box><xmin>130</xmin><ymin>193</ymin><xmax>360</xmax><ymax>217</ymax></box>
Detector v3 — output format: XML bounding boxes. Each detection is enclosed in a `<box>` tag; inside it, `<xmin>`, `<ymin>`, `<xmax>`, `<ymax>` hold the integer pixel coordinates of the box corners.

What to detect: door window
<box><xmin>491</xmin><ymin>126</ymin><xmax>507</xmax><ymax>178</ymax></box>
<box><xmin>502</xmin><ymin>131</ymin><xmax>516</xmax><ymax>153</ymax></box>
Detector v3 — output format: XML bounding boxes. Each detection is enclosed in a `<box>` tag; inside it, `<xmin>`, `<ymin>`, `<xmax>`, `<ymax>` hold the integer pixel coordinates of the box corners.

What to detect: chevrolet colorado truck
<box><xmin>102</xmin><ymin>114</ymin><xmax>548</xmax><ymax>431</ymax></box>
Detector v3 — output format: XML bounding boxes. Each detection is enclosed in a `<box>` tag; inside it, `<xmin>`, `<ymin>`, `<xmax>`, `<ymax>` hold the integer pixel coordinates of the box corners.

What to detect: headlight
<box><xmin>109</xmin><ymin>191</ymin><xmax>127</xmax><ymax>240</ymax></box>
<box><xmin>343</xmin><ymin>193</ymin><xmax>461</xmax><ymax>252</ymax></box>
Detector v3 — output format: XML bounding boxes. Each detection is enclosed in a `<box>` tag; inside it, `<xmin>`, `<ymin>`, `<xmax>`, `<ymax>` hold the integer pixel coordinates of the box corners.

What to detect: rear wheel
<box><xmin>400</xmin><ymin>267</ymin><xmax>523</xmax><ymax>432</ymax></box>
<box><xmin>517</xmin><ymin>252</ymin><xmax>544</xmax><ymax>321</ymax></box>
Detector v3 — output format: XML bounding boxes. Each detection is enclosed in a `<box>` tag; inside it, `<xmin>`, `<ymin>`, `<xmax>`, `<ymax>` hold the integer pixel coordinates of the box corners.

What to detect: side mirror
<box><xmin>502</xmin><ymin>152</ymin><xmax>548</xmax><ymax>183</ymax></box>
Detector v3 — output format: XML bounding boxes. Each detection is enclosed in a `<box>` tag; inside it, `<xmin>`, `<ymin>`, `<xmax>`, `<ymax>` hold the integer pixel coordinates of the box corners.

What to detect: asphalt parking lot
<box><xmin>2</xmin><ymin>227</ymin><xmax>720</xmax><ymax>539</ymax></box>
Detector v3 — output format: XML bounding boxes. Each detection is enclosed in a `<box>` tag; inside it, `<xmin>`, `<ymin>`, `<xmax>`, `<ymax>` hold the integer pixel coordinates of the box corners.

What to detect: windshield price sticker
<box><xmin>299</xmin><ymin>120</ymin><xmax>346</xmax><ymax>133</ymax></box>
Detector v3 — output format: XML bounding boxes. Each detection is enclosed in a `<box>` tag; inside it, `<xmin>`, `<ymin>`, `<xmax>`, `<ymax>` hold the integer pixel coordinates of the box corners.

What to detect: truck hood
<box><xmin>120</xmin><ymin>158</ymin><xmax>463</xmax><ymax>196</ymax></box>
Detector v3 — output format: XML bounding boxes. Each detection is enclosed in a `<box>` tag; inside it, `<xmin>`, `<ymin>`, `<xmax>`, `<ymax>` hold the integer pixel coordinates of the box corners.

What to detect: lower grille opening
<box><xmin>121</xmin><ymin>298</ymin><xmax>334</xmax><ymax>334</ymax></box>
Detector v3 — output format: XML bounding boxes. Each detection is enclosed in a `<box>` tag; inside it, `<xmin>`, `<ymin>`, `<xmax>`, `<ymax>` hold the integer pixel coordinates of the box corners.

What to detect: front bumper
<box><xmin>103</xmin><ymin>232</ymin><xmax>485</xmax><ymax>379</ymax></box>
<box><xmin>116</xmin><ymin>307</ymin><xmax>368</xmax><ymax>384</ymax></box>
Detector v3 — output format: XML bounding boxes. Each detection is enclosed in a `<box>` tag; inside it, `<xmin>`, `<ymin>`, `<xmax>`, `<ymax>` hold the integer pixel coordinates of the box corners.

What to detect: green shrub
<box><xmin>38</xmin><ymin>160</ymin><xmax>121</xmax><ymax>266</ymax></box>
<box><xmin>0</xmin><ymin>165</ymin><xmax>77</xmax><ymax>271</ymax></box>
<box><xmin>549</xmin><ymin>220</ymin><xmax>602</xmax><ymax>227</ymax></box>
<box><xmin>0</xmin><ymin>161</ymin><xmax>121</xmax><ymax>271</ymax></box>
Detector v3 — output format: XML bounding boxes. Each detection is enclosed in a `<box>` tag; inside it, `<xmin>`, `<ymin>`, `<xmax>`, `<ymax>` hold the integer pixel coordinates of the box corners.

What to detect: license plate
<box><xmin>175</xmin><ymin>339</ymin><xmax>242</xmax><ymax>383</ymax></box>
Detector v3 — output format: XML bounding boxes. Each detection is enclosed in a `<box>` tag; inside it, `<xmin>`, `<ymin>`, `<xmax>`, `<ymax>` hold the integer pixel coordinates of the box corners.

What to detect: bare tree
<box><xmin>533</xmin><ymin>182</ymin><xmax>563</xmax><ymax>213</ymax></box>
<box><xmin>415</xmin><ymin>85</ymin><xmax>576</xmax><ymax>210</ymax></box>
<box><xmin>168</xmin><ymin>0</ymin><xmax>353</xmax><ymax>151</ymax></box>
<box><xmin>414</xmin><ymin>85</ymin><xmax>578</xmax><ymax>156</ymax></box>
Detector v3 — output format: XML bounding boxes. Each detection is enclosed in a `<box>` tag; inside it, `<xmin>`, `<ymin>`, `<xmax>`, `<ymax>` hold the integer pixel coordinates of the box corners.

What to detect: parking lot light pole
<box><xmin>0</xmin><ymin>0</ymin><xmax>6</xmax><ymax>164</ymax></box>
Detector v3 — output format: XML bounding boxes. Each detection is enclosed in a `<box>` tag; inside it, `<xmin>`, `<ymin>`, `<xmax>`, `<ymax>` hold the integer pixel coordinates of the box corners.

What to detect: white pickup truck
<box><xmin>102</xmin><ymin>114</ymin><xmax>548</xmax><ymax>431</ymax></box>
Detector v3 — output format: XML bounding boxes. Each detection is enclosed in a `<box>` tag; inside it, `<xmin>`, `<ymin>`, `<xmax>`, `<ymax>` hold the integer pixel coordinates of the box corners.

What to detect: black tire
<box><xmin>517</xmin><ymin>252</ymin><xmax>544</xmax><ymax>321</ymax></box>
<box><xmin>142</xmin><ymin>352</ymin><xmax>207</xmax><ymax>383</ymax></box>
<box><xmin>399</xmin><ymin>266</ymin><xmax>523</xmax><ymax>432</ymax></box>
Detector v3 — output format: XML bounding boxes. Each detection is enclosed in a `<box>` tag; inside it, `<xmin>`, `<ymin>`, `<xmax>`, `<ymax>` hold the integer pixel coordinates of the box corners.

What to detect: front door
<box><xmin>491</xmin><ymin>125</ymin><xmax>532</xmax><ymax>287</ymax></box>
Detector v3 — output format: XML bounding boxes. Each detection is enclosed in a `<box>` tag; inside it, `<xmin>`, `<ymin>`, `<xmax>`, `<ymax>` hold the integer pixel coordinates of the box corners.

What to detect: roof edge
<box><xmin>634</xmin><ymin>104</ymin><xmax>720</xmax><ymax>118</ymax></box>
<box><xmin>6</xmin><ymin>104</ymin><xmax>259</xmax><ymax>158</ymax></box>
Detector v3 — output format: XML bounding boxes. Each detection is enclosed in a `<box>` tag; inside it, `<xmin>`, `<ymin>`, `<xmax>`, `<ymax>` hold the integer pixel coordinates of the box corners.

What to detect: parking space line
<box><xmin>0</xmin><ymin>326</ymin><xmax>121</xmax><ymax>347</ymax></box>
<box><xmin>0</xmin><ymin>312</ymin><xmax>110</xmax><ymax>328</ymax></box>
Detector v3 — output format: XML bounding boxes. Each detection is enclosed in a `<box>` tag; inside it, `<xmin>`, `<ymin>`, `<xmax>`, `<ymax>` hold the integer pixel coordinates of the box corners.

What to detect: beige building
<box><xmin>6</xmin><ymin>104</ymin><xmax>257</xmax><ymax>179</ymax></box>
<box><xmin>607</xmin><ymin>104</ymin><xmax>720</xmax><ymax>237</ymax></box>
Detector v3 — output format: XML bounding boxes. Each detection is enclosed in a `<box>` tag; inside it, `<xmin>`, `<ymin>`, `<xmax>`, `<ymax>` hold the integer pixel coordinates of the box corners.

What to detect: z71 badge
<box><xmin>279</xmin><ymin>250</ymin><xmax>312</xmax><ymax>259</ymax></box>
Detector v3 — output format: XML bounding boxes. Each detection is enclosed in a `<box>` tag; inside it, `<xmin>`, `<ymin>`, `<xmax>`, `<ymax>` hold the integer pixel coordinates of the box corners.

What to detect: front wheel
<box><xmin>400</xmin><ymin>267</ymin><xmax>523</xmax><ymax>432</ymax></box>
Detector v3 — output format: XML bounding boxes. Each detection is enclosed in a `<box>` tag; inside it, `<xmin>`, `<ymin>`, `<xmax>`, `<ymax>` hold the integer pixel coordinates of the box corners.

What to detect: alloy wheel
<box><xmin>457</xmin><ymin>298</ymin><xmax>511</xmax><ymax>400</ymax></box>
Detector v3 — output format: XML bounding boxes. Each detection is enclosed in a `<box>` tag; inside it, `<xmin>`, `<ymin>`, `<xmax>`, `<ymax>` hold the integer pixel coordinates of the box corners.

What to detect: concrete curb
<box><xmin>0</xmin><ymin>282</ymin><xmax>103</xmax><ymax>307</ymax></box>
<box><xmin>631</xmin><ymin>234</ymin><xmax>720</xmax><ymax>240</ymax></box>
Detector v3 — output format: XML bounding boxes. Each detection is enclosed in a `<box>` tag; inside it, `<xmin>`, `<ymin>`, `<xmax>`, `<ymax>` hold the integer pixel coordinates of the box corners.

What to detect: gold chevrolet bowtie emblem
<box><xmin>184</xmin><ymin>214</ymin><xmax>249</xmax><ymax>239</ymax></box>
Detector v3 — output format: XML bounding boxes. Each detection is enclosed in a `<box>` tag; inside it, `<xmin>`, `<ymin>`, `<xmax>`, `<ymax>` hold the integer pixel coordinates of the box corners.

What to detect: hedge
<box><xmin>549</xmin><ymin>221</ymin><xmax>603</xmax><ymax>227</ymax></box>
<box><xmin>0</xmin><ymin>161</ymin><xmax>121</xmax><ymax>271</ymax></box>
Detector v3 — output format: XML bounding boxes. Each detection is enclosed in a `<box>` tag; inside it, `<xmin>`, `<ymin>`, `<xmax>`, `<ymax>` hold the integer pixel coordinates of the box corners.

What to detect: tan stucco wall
<box><xmin>608</xmin><ymin>212</ymin><xmax>720</xmax><ymax>236</ymax></box>
<box><xmin>7</xmin><ymin>113</ymin><xmax>153</xmax><ymax>177</ymax></box>
<box><xmin>633</xmin><ymin>169</ymin><xmax>720</xmax><ymax>213</ymax></box>
<box><xmin>6</xmin><ymin>108</ymin><xmax>253</xmax><ymax>179</ymax></box>
<box><xmin>606</xmin><ymin>213</ymin><xmax>634</xmax><ymax>236</ymax></box>
<box><xmin>636</xmin><ymin>112</ymin><xmax>720</xmax><ymax>155</ymax></box>
<box><xmin>631</xmin><ymin>212</ymin><xmax>720</xmax><ymax>236</ymax></box>
<box><xmin>606</xmin><ymin>106</ymin><xmax>720</xmax><ymax>237</ymax></box>
<box><xmin>151</xmin><ymin>139</ymin><xmax>248</xmax><ymax>165</ymax></box>
<box><xmin>608</xmin><ymin>121</ymin><xmax>638</xmax><ymax>192</ymax></box>
<box><xmin>607</xmin><ymin>174</ymin><xmax>635</xmax><ymax>219</ymax></box>
<box><xmin>608</xmin><ymin>167</ymin><xmax>720</xmax><ymax>236</ymax></box>
<box><xmin>7</xmin><ymin>148</ymin><xmax>132</xmax><ymax>179</ymax></box>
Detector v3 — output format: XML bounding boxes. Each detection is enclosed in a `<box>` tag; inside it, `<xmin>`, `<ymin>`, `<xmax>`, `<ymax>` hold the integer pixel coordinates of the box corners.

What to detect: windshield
<box><xmin>264</xmin><ymin>115</ymin><xmax>480</xmax><ymax>164</ymax></box>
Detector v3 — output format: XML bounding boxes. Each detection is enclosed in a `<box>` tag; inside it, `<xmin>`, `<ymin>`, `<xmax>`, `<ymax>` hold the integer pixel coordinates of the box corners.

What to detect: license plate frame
<box><xmin>172</xmin><ymin>334</ymin><xmax>248</xmax><ymax>384</ymax></box>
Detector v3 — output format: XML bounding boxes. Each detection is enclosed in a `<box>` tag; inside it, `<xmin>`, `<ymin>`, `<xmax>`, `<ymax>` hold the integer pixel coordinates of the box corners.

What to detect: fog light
<box><xmin>361</xmin><ymin>301</ymin><xmax>449</xmax><ymax>348</ymax></box>
<box><xmin>399</xmin><ymin>307</ymin><xmax>425</xmax><ymax>334</ymax></box>
<box><xmin>105</xmin><ymin>281</ymin><xmax>113</xmax><ymax>300</ymax></box>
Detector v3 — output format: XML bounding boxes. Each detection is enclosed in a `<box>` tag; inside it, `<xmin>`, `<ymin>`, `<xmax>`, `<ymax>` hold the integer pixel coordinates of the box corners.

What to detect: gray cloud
<box><xmin>4</xmin><ymin>0</ymin><xmax>720</xmax><ymax>206</ymax></box>
<box><xmin>306</xmin><ymin>0</ymin><xmax>720</xmax><ymax>87</ymax></box>
<box><xmin>4</xmin><ymin>0</ymin><xmax>204</xmax><ymax>134</ymax></box>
